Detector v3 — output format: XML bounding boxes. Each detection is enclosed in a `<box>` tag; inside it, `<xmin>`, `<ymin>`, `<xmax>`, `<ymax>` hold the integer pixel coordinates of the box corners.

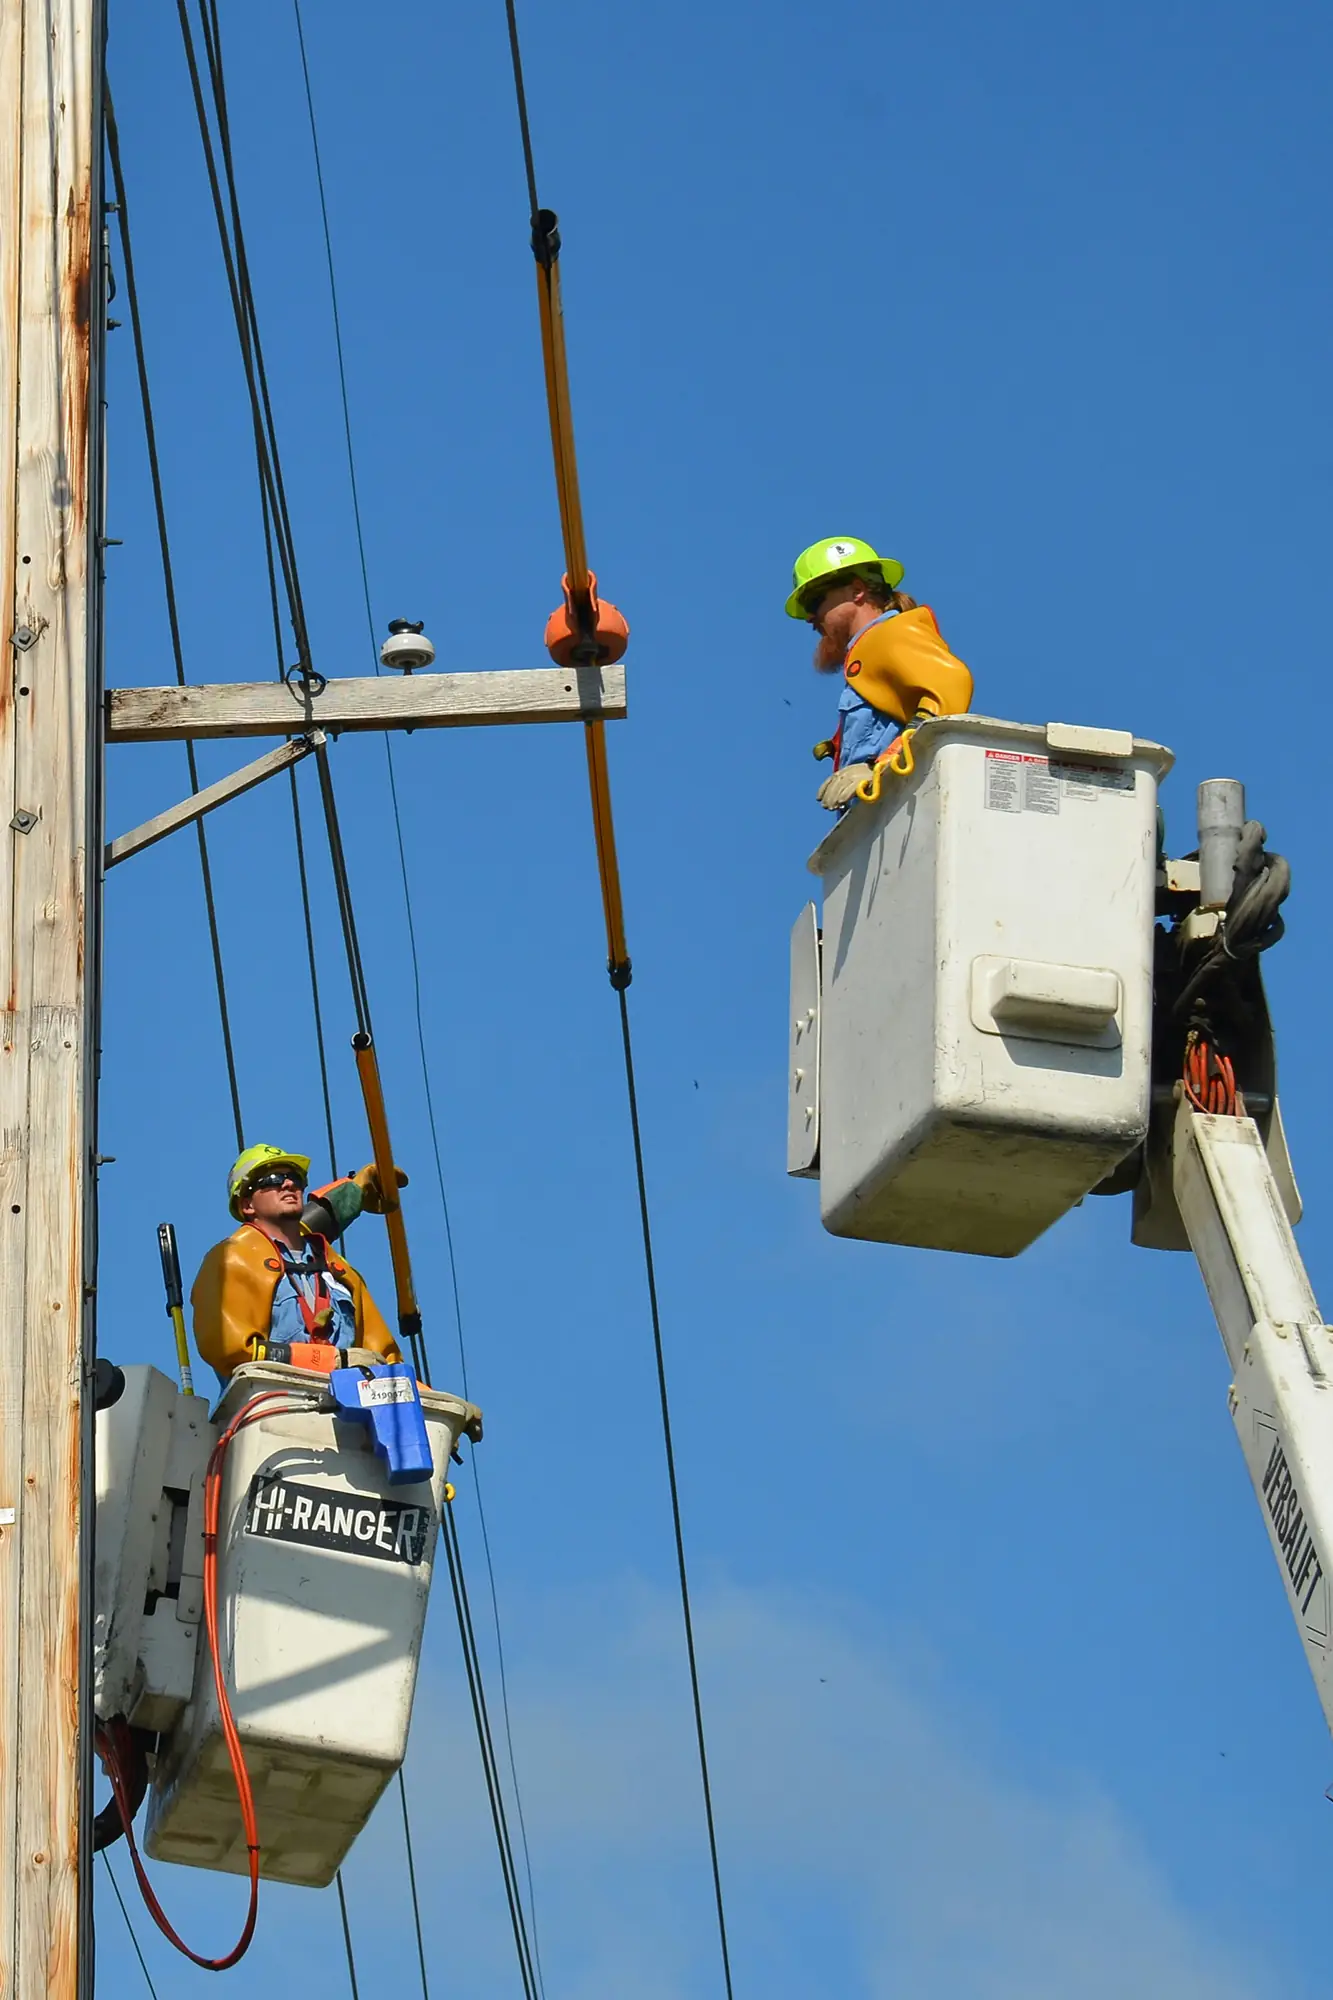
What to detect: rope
<box><xmin>105</xmin><ymin>88</ymin><xmax>244</xmax><ymax>1151</ymax></box>
<box><xmin>501</xmin><ymin>11</ymin><xmax>734</xmax><ymax>1991</ymax></box>
<box><xmin>440</xmin><ymin>1498</ymin><xmax>541</xmax><ymax>2000</ymax></box>
<box><xmin>99</xmin><ymin>1851</ymin><xmax>160</xmax><ymax>1999</ymax></box>
<box><xmin>335</xmin><ymin>1871</ymin><xmax>361</xmax><ymax>1999</ymax></box>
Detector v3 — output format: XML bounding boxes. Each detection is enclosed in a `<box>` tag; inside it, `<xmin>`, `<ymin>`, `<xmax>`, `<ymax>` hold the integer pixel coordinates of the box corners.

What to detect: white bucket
<box><xmin>800</xmin><ymin>716</ymin><xmax>1174</xmax><ymax>1256</ymax></box>
<box><xmin>145</xmin><ymin>1362</ymin><xmax>480</xmax><ymax>1887</ymax></box>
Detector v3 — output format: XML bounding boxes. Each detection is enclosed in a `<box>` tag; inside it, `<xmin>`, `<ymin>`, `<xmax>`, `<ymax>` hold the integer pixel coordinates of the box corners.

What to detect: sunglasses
<box><xmin>806</xmin><ymin>582</ymin><xmax>855</xmax><ymax>628</ymax></box>
<box><xmin>247</xmin><ymin>1170</ymin><xmax>307</xmax><ymax>1194</ymax></box>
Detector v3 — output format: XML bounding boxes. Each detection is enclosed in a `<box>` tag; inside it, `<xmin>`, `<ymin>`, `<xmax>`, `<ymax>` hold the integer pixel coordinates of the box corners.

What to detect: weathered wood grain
<box><xmin>105</xmin><ymin>733</ymin><xmax>321</xmax><ymax>867</ymax></box>
<box><xmin>106</xmin><ymin>663</ymin><xmax>627</xmax><ymax>742</ymax></box>
<box><xmin>0</xmin><ymin>3</ymin><xmax>96</xmax><ymax>1993</ymax></box>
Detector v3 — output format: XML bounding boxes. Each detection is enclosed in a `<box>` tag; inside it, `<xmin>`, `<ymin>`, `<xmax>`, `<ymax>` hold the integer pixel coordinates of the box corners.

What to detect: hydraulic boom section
<box><xmin>789</xmin><ymin>732</ymin><xmax>1333</xmax><ymax>1740</ymax></box>
<box><xmin>1173</xmin><ymin>1104</ymin><xmax>1333</xmax><ymax>1723</ymax></box>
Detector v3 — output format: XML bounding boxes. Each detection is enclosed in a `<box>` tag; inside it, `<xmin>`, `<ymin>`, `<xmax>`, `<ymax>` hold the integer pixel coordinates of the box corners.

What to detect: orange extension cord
<box><xmin>1182</xmin><ymin>1030</ymin><xmax>1238</xmax><ymax>1117</ymax></box>
<box><xmin>97</xmin><ymin>1389</ymin><xmax>299</xmax><ymax>1970</ymax></box>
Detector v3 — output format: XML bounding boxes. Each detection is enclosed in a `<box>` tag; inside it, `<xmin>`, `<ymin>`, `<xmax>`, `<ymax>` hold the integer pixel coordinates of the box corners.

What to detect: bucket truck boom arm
<box><xmin>1173</xmin><ymin>1099</ymin><xmax>1333</xmax><ymax>1728</ymax></box>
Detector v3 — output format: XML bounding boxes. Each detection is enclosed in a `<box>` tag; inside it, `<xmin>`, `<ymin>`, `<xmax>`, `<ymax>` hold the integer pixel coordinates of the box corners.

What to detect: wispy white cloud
<box><xmin>388</xmin><ymin>1578</ymin><xmax>1278</xmax><ymax>2000</ymax></box>
<box><xmin>97</xmin><ymin>1577</ymin><xmax>1279</xmax><ymax>1998</ymax></box>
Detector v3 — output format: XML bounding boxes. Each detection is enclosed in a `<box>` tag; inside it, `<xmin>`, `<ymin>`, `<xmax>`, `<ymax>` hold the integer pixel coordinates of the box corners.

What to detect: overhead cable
<box><xmin>335</xmin><ymin>1871</ymin><xmax>362</xmax><ymax>2000</ymax></box>
<box><xmin>174</xmin><ymin>15</ymin><xmax>539</xmax><ymax>1990</ymax></box>
<box><xmin>440</xmin><ymin>1498</ymin><xmax>542</xmax><ymax>2000</ymax></box>
<box><xmin>104</xmin><ymin>88</ymin><xmax>244</xmax><ymax>1152</ymax></box>
<box><xmin>289</xmin><ymin>7</ymin><xmax>542</xmax><ymax>1974</ymax></box>
<box><xmin>289</xmin><ymin>760</ymin><xmax>340</xmax><ymax>1180</ymax></box>
<box><xmin>175</xmin><ymin>0</ymin><xmax>420</xmax><ymax>1389</ymax></box>
<box><xmin>500</xmin><ymin>9</ymin><xmax>735</xmax><ymax>1995</ymax></box>
<box><xmin>312</xmin><ymin>740</ymin><xmax>430</xmax><ymax>1380</ymax></box>
<box><xmin>99</xmin><ymin>1851</ymin><xmax>160</xmax><ymax>2000</ymax></box>
<box><xmin>396</xmin><ymin>1769</ymin><xmax>432</xmax><ymax>2000</ymax></box>
<box><xmin>502</xmin><ymin>0</ymin><xmax>541</xmax><ymax>223</ymax></box>
<box><xmin>177</xmin><ymin>0</ymin><xmax>315</xmax><ymax>682</ymax></box>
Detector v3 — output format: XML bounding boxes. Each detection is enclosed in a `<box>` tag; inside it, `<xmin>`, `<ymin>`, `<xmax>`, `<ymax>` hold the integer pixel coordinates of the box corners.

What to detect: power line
<box><xmin>335</xmin><ymin>1870</ymin><xmax>361</xmax><ymax>2000</ymax></box>
<box><xmin>174</xmin><ymin>11</ymin><xmax>543</xmax><ymax>1988</ymax></box>
<box><xmin>99</xmin><ymin>1850</ymin><xmax>160</xmax><ymax>2000</ymax></box>
<box><xmin>179</xmin><ymin>0</ymin><xmax>315</xmax><ymax>680</ymax></box>
<box><xmin>497</xmin><ymin>5</ymin><xmax>736</xmax><ymax>1992</ymax></box>
<box><xmin>397</xmin><ymin>1769</ymin><xmax>432</xmax><ymax>2000</ymax></box>
<box><xmin>290</xmin><ymin>9</ymin><xmax>543</xmax><ymax>1980</ymax></box>
<box><xmin>502</xmin><ymin>0</ymin><xmax>541</xmax><ymax>221</ymax></box>
<box><xmin>312</xmin><ymin>739</ymin><xmax>373</xmax><ymax>1042</ymax></box>
<box><xmin>104</xmin><ymin>87</ymin><xmax>245</xmax><ymax>1153</ymax></box>
<box><xmin>178</xmin><ymin>0</ymin><xmax>431</xmax><ymax>1393</ymax></box>
<box><xmin>255</xmin><ymin>440</ymin><xmax>340</xmax><ymax>1181</ymax></box>
<box><xmin>440</xmin><ymin>1498</ymin><xmax>541</xmax><ymax>2000</ymax></box>
<box><xmin>290</xmin><ymin>762</ymin><xmax>339</xmax><ymax>1181</ymax></box>
<box><xmin>617</xmin><ymin>989</ymin><xmax>734</xmax><ymax>1995</ymax></box>
<box><xmin>173</xmin><ymin>0</ymin><xmax>356</xmax><ymax>1197</ymax></box>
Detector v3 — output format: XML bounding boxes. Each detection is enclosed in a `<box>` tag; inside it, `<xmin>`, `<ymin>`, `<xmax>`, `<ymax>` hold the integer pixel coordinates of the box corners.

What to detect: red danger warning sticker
<box><xmin>983</xmin><ymin>750</ymin><xmax>1060</xmax><ymax>815</ymax></box>
<box><xmin>984</xmin><ymin>751</ymin><xmax>1133</xmax><ymax>814</ymax></box>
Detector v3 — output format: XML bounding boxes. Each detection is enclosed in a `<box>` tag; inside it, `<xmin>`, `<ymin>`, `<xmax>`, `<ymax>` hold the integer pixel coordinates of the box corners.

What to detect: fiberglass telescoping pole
<box><xmin>527</xmin><ymin>209</ymin><xmax>631</xmax><ymax>988</ymax></box>
<box><xmin>0</xmin><ymin>0</ymin><xmax>104</xmax><ymax>1992</ymax></box>
<box><xmin>505</xmin><ymin>23</ymin><xmax>733</xmax><ymax>1979</ymax></box>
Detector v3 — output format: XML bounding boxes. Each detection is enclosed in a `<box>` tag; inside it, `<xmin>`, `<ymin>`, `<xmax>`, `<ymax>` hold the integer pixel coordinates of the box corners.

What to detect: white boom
<box><xmin>1173</xmin><ymin>1100</ymin><xmax>1333</xmax><ymax>1726</ymax></box>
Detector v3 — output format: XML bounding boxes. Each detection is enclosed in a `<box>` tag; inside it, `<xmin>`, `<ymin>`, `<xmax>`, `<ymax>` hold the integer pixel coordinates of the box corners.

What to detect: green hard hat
<box><xmin>785</xmin><ymin>536</ymin><xmax>905</xmax><ymax>620</ymax></box>
<box><xmin>228</xmin><ymin>1142</ymin><xmax>311</xmax><ymax>1219</ymax></box>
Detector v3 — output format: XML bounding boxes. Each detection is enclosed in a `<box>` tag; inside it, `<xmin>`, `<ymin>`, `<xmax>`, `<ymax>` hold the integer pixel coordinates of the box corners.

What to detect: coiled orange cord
<box><xmin>97</xmin><ymin>1390</ymin><xmax>299</xmax><ymax>1970</ymax></box>
<box><xmin>1183</xmin><ymin>1031</ymin><xmax>1238</xmax><ymax>1116</ymax></box>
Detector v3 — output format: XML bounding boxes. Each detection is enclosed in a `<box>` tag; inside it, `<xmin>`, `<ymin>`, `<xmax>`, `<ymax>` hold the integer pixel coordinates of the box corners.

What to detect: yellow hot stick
<box><xmin>168</xmin><ymin>1304</ymin><xmax>194</xmax><ymax>1398</ymax></box>
<box><xmin>157</xmin><ymin>1222</ymin><xmax>196</xmax><ymax>1397</ymax></box>
<box><xmin>352</xmin><ymin>1033</ymin><xmax>423</xmax><ymax>1369</ymax></box>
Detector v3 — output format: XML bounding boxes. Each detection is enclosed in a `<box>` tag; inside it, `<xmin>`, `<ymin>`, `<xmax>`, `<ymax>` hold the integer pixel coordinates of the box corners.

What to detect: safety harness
<box><xmin>245</xmin><ymin>1222</ymin><xmax>338</xmax><ymax>1338</ymax></box>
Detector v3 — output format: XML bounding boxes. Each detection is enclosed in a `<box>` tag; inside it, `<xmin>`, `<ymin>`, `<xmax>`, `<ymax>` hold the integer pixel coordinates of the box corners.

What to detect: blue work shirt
<box><xmin>834</xmin><ymin>608</ymin><xmax>900</xmax><ymax>768</ymax></box>
<box><xmin>268</xmin><ymin>1240</ymin><xmax>357</xmax><ymax>1346</ymax></box>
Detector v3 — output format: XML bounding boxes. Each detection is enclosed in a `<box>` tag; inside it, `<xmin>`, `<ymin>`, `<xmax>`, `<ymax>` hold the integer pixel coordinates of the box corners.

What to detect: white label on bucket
<box><xmin>358</xmin><ymin>1377</ymin><xmax>416</xmax><ymax>1408</ymax></box>
<box><xmin>1050</xmin><ymin>759</ymin><xmax>1134</xmax><ymax>799</ymax></box>
<box><xmin>984</xmin><ymin>750</ymin><xmax>1060</xmax><ymax>815</ymax></box>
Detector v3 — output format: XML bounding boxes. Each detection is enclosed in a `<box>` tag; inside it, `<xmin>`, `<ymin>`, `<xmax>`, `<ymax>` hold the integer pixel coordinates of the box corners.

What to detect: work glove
<box><xmin>344</xmin><ymin>1346</ymin><xmax>390</xmax><ymax>1372</ymax></box>
<box><xmin>816</xmin><ymin>763</ymin><xmax>872</xmax><ymax>811</ymax></box>
<box><xmin>352</xmin><ymin>1161</ymin><xmax>409</xmax><ymax>1213</ymax></box>
<box><xmin>303</xmin><ymin>1181</ymin><xmax>361</xmax><ymax>1238</ymax></box>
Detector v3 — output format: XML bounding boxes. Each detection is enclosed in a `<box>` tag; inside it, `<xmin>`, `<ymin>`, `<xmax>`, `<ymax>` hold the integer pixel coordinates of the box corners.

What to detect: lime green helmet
<box><xmin>228</xmin><ymin>1142</ymin><xmax>311</xmax><ymax>1220</ymax></box>
<box><xmin>785</xmin><ymin>536</ymin><xmax>905</xmax><ymax>620</ymax></box>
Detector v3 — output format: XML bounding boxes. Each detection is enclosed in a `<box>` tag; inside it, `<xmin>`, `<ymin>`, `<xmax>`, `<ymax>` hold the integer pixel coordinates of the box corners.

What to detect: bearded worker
<box><xmin>787</xmin><ymin>536</ymin><xmax>973</xmax><ymax>810</ymax></box>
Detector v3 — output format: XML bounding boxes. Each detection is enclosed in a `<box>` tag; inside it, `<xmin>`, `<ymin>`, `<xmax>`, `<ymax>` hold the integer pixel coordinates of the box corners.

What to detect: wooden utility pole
<box><xmin>0</xmin><ymin>0</ymin><xmax>102</xmax><ymax>1992</ymax></box>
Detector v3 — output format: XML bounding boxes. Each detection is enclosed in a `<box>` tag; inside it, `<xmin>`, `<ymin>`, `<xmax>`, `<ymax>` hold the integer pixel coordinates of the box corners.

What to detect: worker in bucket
<box><xmin>787</xmin><ymin>537</ymin><xmax>973</xmax><ymax>810</ymax></box>
<box><xmin>191</xmin><ymin>1143</ymin><xmax>405</xmax><ymax>1386</ymax></box>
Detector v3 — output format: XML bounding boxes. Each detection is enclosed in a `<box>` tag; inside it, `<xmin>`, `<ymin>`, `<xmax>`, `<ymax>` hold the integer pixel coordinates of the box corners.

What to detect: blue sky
<box><xmin>95</xmin><ymin>0</ymin><xmax>1332</xmax><ymax>1991</ymax></box>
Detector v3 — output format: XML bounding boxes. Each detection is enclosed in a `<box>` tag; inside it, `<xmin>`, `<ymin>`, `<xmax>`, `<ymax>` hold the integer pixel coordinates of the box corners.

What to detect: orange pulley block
<box><xmin>544</xmin><ymin>570</ymin><xmax>629</xmax><ymax>667</ymax></box>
